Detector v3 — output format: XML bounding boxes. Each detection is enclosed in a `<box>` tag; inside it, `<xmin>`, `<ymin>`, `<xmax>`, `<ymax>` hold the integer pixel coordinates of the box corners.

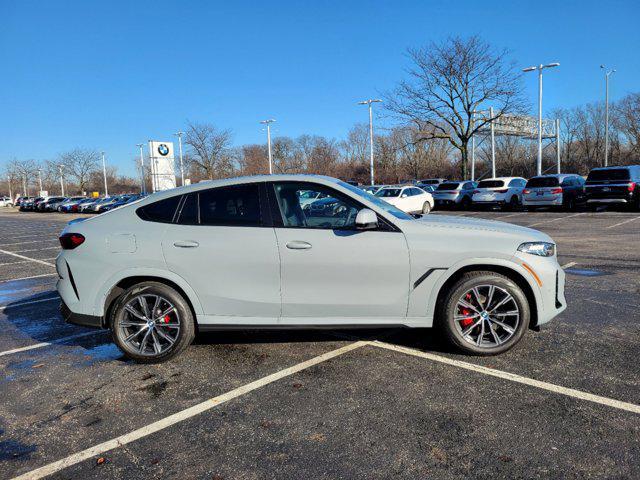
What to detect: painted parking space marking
<box><xmin>605</xmin><ymin>216</ymin><xmax>640</xmax><ymax>229</ymax></box>
<box><xmin>561</xmin><ymin>261</ymin><xmax>577</xmax><ymax>269</ymax></box>
<box><xmin>0</xmin><ymin>296</ymin><xmax>59</xmax><ymax>311</ymax></box>
<box><xmin>0</xmin><ymin>330</ymin><xmax>103</xmax><ymax>358</ymax></box>
<box><xmin>14</xmin><ymin>246</ymin><xmax>59</xmax><ymax>253</ymax></box>
<box><xmin>0</xmin><ymin>257</ymin><xmax>56</xmax><ymax>267</ymax></box>
<box><xmin>10</xmin><ymin>341</ymin><xmax>367</xmax><ymax>480</ymax></box>
<box><xmin>0</xmin><ymin>273</ymin><xmax>57</xmax><ymax>283</ymax></box>
<box><xmin>527</xmin><ymin>212</ymin><xmax>585</xmax><ymax>227</ymax></box>
<box><xmin>0</xmin><ymin>249</ymin><xmax>55</xmax><ymax>267</ymax></box>
<box><xmin>370</xmin><ymin>341</ymin><xmax>640</xmax><ymax>415</ymax></box>
<box><xmin>1</xmin><ymin>239</ymin><xmax>59</xmax><ymax>247</ymax></box>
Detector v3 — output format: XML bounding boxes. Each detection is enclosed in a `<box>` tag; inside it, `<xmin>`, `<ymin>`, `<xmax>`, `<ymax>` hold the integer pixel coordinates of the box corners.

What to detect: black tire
<box><xmin>505</xmin><ymin>196</ymin><xmax>519</xmax><ymax>211</ymax></box>
<box><xmin>110</xmin><ymin>282</ymin><xmax>195</xmax><ymax>363</ymax></box>
<box><xmin>460</xmin><ymin>196</ymin><xmax>472</xmax><ymax>210</ymax></box>
<box><xmin>422</xmin><ymin>201</ymin><xmax>432</xmax><ymax>214</ymax></box>
<box><xmin>436</xmin><ymin>271</ymin><xmax>530</xmax><ymax>356</ymax></box>
<box><xmin>564</xmin><ymin>196</ymin><xmax>575</xmax><ymax>211</ymax></box>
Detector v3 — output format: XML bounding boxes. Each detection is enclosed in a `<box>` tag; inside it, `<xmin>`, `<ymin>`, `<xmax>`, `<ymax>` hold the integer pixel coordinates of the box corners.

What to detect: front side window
<box><xmin>376</xmin><ymin>188</ymin><xmax>401</xmax><ymax>198</ymax></box>
<box><xmin>199</xmin><ymin>184</ymin><xmax>261</xmax><ymax>227</ymax></box>
<box><xmin>272</xmin><ymin>182</ymin><xmax>361</xmax><ymax>230</ymax></box>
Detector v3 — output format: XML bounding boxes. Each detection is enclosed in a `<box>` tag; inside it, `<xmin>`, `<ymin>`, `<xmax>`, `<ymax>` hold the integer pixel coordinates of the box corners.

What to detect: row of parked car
<box><xmin>16</xmin><ymin>194</ymin><xmax>145</xmax><ymax>214</ymax></box>
<box><xmin>362</xmin><ymin>165</ymin><xmax>640</xmax><ymax>213</ymax></box>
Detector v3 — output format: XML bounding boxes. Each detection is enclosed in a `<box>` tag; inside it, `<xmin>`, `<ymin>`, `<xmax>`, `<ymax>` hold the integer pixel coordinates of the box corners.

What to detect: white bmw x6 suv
<box><xmin>57</xmin><ymin>175</ymin><xmax>566</xmax><ymax>363</ymax></box>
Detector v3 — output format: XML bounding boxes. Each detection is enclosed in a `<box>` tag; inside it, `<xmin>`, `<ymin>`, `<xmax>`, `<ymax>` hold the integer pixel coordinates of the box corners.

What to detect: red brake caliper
<box><xmin>459</xmin><ymin>293</ymin><xmax>475</xmax><ymax>328</ymax></box>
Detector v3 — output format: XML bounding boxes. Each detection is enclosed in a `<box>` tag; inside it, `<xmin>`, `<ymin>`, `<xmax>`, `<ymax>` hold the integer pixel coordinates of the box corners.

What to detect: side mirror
<box><xmin>355</xmin><ymin>208</ymin><xmax>378</xmax><ymax>230</ymax></box>
<box><xmin>401</xmin><ymin>194</ymin><xmax>408</xmax><ymax>198</ymax></box>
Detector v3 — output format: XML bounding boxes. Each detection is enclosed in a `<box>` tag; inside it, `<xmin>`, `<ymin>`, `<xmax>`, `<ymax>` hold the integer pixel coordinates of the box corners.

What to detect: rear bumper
<box><xmin>60</xmin><ymin>299</ymin><xmax>103</xmax><ymax>328</ymax></box>
<box><xmin>586</xmin><ymin>198</ymin><xmax>628</xmax><ymax>204</ymax></box>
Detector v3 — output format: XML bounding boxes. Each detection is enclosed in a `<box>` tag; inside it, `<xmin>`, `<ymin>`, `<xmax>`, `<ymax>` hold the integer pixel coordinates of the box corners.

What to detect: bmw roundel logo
<box><xmin>158</xmin><ymin>144</ymin><xmax>170</xmax><ymax>156</ymax></box>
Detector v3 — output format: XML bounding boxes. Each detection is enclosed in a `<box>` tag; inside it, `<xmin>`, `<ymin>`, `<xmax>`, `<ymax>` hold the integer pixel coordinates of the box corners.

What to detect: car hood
<box><xmin>413</xmin><ymin>214</ymin><xmax>551</xmax><ymax>242</ymax></box>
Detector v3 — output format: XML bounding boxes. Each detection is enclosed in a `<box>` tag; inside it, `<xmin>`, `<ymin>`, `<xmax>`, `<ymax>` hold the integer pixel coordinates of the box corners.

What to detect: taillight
<box><xmin>550</xmin><ymin>188</ymin><xmax>563</xmax><ymax>194</ymax></box>
<box><xmin>628</xmin><ymin>182</ymin><xmax>636</xmax><ymax>192</ymax></box>
<box><xmin>523</xmin><ymin>189</ymin><xmax>531</xmax><ymax>194</ymax></box>
<box><xmin>59</xmin><ymin>233</ymin><xmax>85</xmax><ymax>249</ymax></box>
<box><xmin>495</xmin><ymin>189</ymin><xmax>509</xmax><ymax>193</ymax></box>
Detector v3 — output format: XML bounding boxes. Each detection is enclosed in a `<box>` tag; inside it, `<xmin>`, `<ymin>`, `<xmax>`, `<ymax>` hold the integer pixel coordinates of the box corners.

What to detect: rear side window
<box><xmin>587</xmin><ymin>168</ymin><xmax>630</xmax><ymax>182</ymax></box>
<box><xmin>437</xmin><ymin>182</ymin><xmax>460</xmax><ymax>190</ymax></box>
<box><xmin>199</xmin><ymin>184</ymin><xmax>261</xmax><ymax>226</ymax></box>
<box><xmin>137</xmin><ymin>195</ymin><xmax>181</xmax><ymax>223</ymax></box>
<box><xmin>526</xmin><ymin>177</ymin><xmax>559</xmax><ymax>188</ymax></box>
<box><xmin>177</xmin><ymin>193</ymin><xmax>198</xmax><ymax>225</ymax></box>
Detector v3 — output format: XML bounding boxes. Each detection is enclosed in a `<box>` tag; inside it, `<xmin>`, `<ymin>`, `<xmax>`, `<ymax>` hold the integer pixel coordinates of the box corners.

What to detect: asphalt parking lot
<box><xmin>0</xmin><ymin>207</ymin><xmax>639</xmax><ymax>479</ymax></box>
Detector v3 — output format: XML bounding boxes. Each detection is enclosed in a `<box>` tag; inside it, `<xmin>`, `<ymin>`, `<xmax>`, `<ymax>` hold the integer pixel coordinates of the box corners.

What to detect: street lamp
<box><xmin>260</xmin><ymin>119</ymin><xmax>276</xmax><ymax>174</ymax></box>
<box><xmin>136</xmin><ymin>143</ymin><xmax>145</xmax><ymax>194</ymax></box>
<box><xmin>358</xmin><ymin>99</ymin><xmax>382</xmax><ymax>186</ymax></box>
<box><xmin>523</xmin><ymin>62</ymin><xmax>560</xmax><ymax>176</ymax></box>
<box><xmin>600</xmin><ymin>65</ymin><xmax>616</xmax><ymax>167</ymax></box>
<box><xmin>101</xmin><ymin>151</ymin><xmax>109</xmax><ymax>197</ymax></box>
<box><xmin>58</xmin><ymin>165</ymin><xmax>65</xmax><ymax>196</ymax></box>
<box><xmin>173</xmin><ymin>131</ymin><xmax>185</xmax><ymax>185</ymax></box>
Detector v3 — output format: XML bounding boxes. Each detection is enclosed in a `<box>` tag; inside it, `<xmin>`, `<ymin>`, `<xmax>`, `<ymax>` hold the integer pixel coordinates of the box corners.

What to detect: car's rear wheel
<box><xmin>110</xmin><ymin>282</ymin><xmax>195</xmax><ymax>363</ymax></box>
<box><xmin>437</xmin><ymin>271</ymin><xmax>530</xmax><ymax>355</ymax></box>
<box><xmin>422</xmin><ymin>201</ymin><xmax>432</xmax><ymax>214</ymax></box>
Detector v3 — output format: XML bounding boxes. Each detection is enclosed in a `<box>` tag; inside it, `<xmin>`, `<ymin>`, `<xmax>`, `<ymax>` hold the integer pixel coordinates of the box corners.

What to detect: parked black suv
<box><xmin>585</xmin><ymin>165</ymin><xmax>640</xmax><ymax>210</ymax></box>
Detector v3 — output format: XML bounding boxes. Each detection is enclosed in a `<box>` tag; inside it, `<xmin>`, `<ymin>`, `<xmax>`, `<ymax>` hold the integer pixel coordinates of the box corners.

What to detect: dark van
<box><xmin>585</xmin><ymin>165</ymin><xmax>640</xmax><ymax>210</ymax></box>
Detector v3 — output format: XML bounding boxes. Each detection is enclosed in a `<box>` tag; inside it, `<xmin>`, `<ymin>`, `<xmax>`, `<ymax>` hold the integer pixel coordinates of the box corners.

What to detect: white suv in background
<box><xmin>472</xmin><ymin>177</ymin><xmax>527</xmax><ymax>210</ymax></box>
<box><xmin>375</xmin><ymin>186</ymin><xmax>434</xmax><ymax>214</ymax></box>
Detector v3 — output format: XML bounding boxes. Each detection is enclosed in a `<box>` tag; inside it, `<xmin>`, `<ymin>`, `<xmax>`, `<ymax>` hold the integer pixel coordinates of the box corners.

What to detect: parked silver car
<box><xmin>432</xmin><ymin>181</ymin><xmax>478</xmax><ymax>209</ymax></box>
<box><xmin>57</xmin><ymin>175</ymin><xmax>566</xmax><ymax>363</ymax></box>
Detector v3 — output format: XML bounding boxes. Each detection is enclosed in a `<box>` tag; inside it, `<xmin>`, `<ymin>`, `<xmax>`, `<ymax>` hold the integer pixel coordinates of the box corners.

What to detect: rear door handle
<box><xmin>173</xmin><ymin>240</ymin><xmax>199</xmax><ymax>248</ymax></box>
<box><xmin>286</xmin><ymin>241</ymin><xmax>312</xmax><ymax>250</ymax></box>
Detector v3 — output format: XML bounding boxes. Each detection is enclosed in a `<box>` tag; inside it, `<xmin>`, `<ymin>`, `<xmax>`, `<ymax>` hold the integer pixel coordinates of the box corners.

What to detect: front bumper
<box><xmin>60</xmin><ymin>299</ymin><xmax>103</xmax><ymax>328</ymax></box>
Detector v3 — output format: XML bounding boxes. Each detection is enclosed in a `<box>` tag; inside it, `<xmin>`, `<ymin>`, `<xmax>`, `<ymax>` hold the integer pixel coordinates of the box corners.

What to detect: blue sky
<box><xmin>1</xmin><ymin>0</ymin><xmax>638</xmax><ymax>176</ymax></box>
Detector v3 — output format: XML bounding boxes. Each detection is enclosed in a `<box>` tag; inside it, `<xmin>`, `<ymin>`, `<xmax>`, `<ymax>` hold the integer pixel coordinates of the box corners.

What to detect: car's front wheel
<box><xmin>110</xmin><ymin>282</ymin><xmax>195</xmax><ymax>363</ymax></box>
<box><xmin>437</xmin><ymin>271</ymin><xmax>530</xmax><ymax>355</ymax></box>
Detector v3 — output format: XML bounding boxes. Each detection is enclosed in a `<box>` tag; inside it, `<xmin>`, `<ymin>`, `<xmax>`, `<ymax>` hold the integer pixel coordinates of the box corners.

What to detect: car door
<box><xmin>269</xmin><ymin>181</ymin><xmax>410</xmax><ymax>323</ymax></box>
<box><xmin>161</xmin><ymin>183</ymin><xmax>281</xmax><ymax>322</ymax></box>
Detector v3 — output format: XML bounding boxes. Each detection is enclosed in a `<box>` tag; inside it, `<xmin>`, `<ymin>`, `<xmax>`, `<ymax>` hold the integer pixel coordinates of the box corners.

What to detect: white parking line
<box><xmin>527</xmin><ymin>212</ymin><xmax>585</xmax><ymax>227</ymax></box>
<box><xmin>0</xmin><ymin>331</ymin><xmax>102</xmax><ymax>358</ymax></box>
<box><xmin>370</xmin><ymin>341</ymin><xmax>640</xmax><ymax>415</ymax></box>
<box><xmin>499</xmin><ymin>212</ymin><xmax>526</xmax><ymax>219</ymax></box>
<box><xmin>561</xmin><ymin>261</ymin><xmax>577</xmax><ymax>269</ymax></box>
<box><xmin>605</xmin><ymin>216</ymin><xmax>640</xmax><ymax>229</ymax></box>
<box><xmin>10</xmin><ymin>341</ymin><xmax>367</xmax><ymax>480</ymax></box>
<box><xmin>1</xmin><ymin>239</ymin><xmax>58</xmax><ymax>247</ymax></box>
<box><xmin>0</xmin><ymin>249</ymin><xmax>55</xmax><ymax>267</ymax></box>
<box><xmin>0</xmin><ymin>273</ymin><xmax>57</xmax><ymax>283</ymax></box>
<box><xmin>0</xmin><ymin>257</ymin><xmax>56</xmax><ymax>267</ymax></box>
<box><xmin>0</xmin><ymin>296</ymin><xmax>59</xmax><ymax>312</ymax></box>
<box><xmin>14</xmin><ymin>246</ymin><xmax>59</xmax><ymax>253</ymax></box>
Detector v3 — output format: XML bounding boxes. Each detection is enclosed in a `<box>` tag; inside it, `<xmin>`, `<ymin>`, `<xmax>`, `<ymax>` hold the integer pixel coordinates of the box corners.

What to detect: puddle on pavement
<box><xmin>79</xmin><ymin>343</ymin><xmax>124</xmax><ymax>365</ymax></box>
<box><xmin>564</xmin><ymin>268</ymin><xmax>610</xmax><ymax>277</ymax></box>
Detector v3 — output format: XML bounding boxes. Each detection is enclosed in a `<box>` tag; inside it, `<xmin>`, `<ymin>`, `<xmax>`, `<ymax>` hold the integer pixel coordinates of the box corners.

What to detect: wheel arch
<box><xmin>433</xmin><ymin>263</ymin><xmax>539</xmax><ymax>330</ymax></box>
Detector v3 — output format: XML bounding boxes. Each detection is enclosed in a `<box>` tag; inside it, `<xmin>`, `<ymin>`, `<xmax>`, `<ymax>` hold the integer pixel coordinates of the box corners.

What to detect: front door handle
<box><xmin>286</xmin><ymin>241</ymin><xmax>312</xmax><ymax>250</ymax></box>
<box><xmin>173</xmin><ymin>240</ymin><xmax>199</xmax><ymax>248</ymax></box>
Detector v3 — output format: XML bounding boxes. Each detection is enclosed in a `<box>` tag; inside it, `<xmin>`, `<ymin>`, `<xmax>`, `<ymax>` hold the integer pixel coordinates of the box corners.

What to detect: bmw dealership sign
<box><xmin>148</xmin><ymin>141</ymin><xmax>177</xmax><ymax>192</ymax></box>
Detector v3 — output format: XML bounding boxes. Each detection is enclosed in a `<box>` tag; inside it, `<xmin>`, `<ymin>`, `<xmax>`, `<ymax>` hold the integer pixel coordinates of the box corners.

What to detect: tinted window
<box><xmin>273</xmin><ymin>182</ymin><xmax>362</xmax><ymax>230</ymax></box>
<box><xmin>587</xmin><ymin>168</ymin><xmax>630</xmax><ymax>182</ymax></box>
<box><xmin>478</xmin><ymin>180</ymin><xmax>505</xmax><ymax>188</ymax></box>
<box><xmin>137</xmin><ymin>195</ymin><xmax>181</xmax><ymax>223</ymax></box>
<box><xmin>199</xmin><ymin>184</ymin><xmax>261</xmax><ymax>226</ymax></box>
<box><xmin>177</xmin><ymin>193</ymin><xmax>198</xmax><ymax>225</ymax></box>
<box><xmin>526</xmin><ymin>177</ymin><xmax>560</xmax><ymax>188</ymax></box>
<box><xmin>376</xmin><ymin>188</ymin><xmax>401</xmax><ymax>198</ymax></box>
<box><xmin>437</xmin><ymin>182</ymin><xmax>461</xmax><ymax>190</ymax></box>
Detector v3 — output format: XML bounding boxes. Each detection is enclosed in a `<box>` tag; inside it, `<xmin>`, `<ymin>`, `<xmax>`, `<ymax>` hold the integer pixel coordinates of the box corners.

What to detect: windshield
<box><xmin>477</xmin><ymin>180</ymin><xmax>505</xmax><ymax>189</ymax></box>
<box><xmin>526</xmin><ymin>177</ymin><xmax>559</xmax><ymax>188</ymax></box>
<box><xmin>337</xmin><ymin>181</ymin><xmax>413</xmax><ymax>220</ymax></box>
<box><xmin>437</xmin><ymin>182</ymin><xmax>460</xmax><ymax>191</ymax></box>
<box><xmin>587</xmin><ymin>168</ymin><xmax>630</xmax><ymax>182</ymax></box>
<box><xmin>375</xmin><ymin>188</ymin><xmax>401</xmax><ymax>198</ymax></box>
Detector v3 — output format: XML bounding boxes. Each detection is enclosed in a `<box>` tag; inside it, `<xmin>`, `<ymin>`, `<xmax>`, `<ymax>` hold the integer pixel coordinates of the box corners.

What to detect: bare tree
<box><xmin>184</xmin><ymin>122</ymin><xmax>233</xmax><ymax>179</ymax></box>
<box><xmin>614</xmin><ymin>92</ymin><xmax>640</xmax><ymax>158</ymax></box>
<box><xmin>59</xmin><ymin>148</ymin><xmax>100</xmax><ymax>194</ymax></box>
<box><xmin>386</xmin><ymin>35</ymin><xmax>526</xmax><ymax>179</ymax></box>
<box><xmin>7</xmin><ymin>158</ymin><xmax>38</xmax><ymax>196</ymax></box>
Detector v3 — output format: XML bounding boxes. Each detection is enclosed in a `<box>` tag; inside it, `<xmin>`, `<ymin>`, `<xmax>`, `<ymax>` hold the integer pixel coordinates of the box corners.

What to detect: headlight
<box><xmin>517</xmin><ymin>242</ymin><xmax>555</xmax><ymax>257</ymax></box>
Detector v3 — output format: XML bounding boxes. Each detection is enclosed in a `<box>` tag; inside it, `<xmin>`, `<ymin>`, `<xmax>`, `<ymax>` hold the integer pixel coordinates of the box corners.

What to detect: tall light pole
<box><xmin>58</xmin><ymin>165</ymin><xmax>65</xmax><ymax>196</ymax></box>
<box><xmin>101</xmin><ymin>151</ymin><xmax>109</xmax><ymax>197</ymax></box>
<box><xmin>7</xmin><ymin>175</ymin><xmax>13</xmax><ymax>202</ymax></box>
<box><xmin>174</xmin><ymin>131</ymin><xmax>185</xmax><ymax>185</ymax></box>
<box><xmin>260</xmin><ymin>119</ymin><xmax>276</xmax><ymax>174</ymax></box>
<box><xmin>37</xmin><ymin>168</ymin><xmax>43</xmax><ymax>193</ymax></box>
<box><xmin>358</xmin><ymin>99</ymin><xmax>382</xmax><ymax>186</ymax></box>
<box><xmin>136</xmin><ymin>143</ymin><xmax>145</xmax><ymax>194</ymax></box>
<box><xmin>600</xmin><ymin>65</ymin><xmax>616</xmax><ymax>167</ymax></box>
<box><xmin>523</xmin><ymin>62</ymin><xmax>560</xmax><ymax>176</ymax></box>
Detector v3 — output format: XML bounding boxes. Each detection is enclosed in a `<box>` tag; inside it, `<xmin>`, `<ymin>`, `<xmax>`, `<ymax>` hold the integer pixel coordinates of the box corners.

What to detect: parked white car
<box><xmin>472</xmin><ymin>177</ymin><xmax>527</xmax><ymax>209</ymax></box>
<box><xmin>375</xmin><ymin>186</ymin><xmax>434</xmax><ymax>214</ymax></box>
<box><xmin>0</xmin><ymin>196</ymin><xmax>13</xmax><ymax>207</ymax></box>
<box><xmin>57</xmin><ymin>175</ymin><xmax>566</xmax><ymax>363</ymax></box>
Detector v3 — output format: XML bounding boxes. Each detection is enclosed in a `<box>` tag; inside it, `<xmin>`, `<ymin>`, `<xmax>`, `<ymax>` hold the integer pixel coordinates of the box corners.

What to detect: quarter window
<box><xmin>136</xmin><ymin>195</ymin><xmax>181</xmax><ymax>223</ymax></box>
<box><xmin>177</xmin><ymin>193</ymin><xmax>199</xmax><ymax>225</ymax></box>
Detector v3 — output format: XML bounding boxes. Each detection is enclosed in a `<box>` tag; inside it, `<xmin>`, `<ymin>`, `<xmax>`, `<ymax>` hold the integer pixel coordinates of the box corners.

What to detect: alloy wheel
<box><xmin>453</xmin><ymin>284</ymin><xmax>520</xmax><ymax>348</ymax></box>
